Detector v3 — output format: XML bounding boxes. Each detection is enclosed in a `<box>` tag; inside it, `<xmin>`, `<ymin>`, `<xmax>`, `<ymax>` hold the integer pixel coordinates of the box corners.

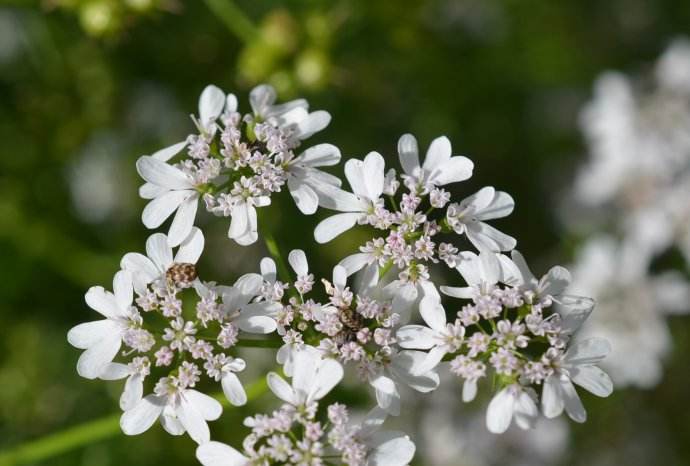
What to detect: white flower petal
<box><xmin>561</xmin><ymin>377</ymin><xmax>587</xmax><ymax>423</ymax></box>
<box><xmin>267</xmin><ymin>372</ymin><xmax>297</xmax><ymax>404</ymax></box>
<box><xmin>184</xmin><ymin>389</ymin><xmax>223</xmax><ymax>420</ymax></box>
<box><xmin>67</xmin><ymin>320</ymin><xmax>116</xmax><ymax>349</ymax></box>
<box><xmin>152</xmin><ymin>141</ymin><xmax>187</xmax><ymax>162</ymax></box>
<box><xmin>294</xmin><ymin>110</ymin><xmax>331</xmax><ymax>139</ymax></box>
<box><xmin>419</xmin><ymin>296</ymin><xmax>446</xmax><ymax>331</ymax></box>
<box><xmin>176</xmin><ymin>398</ymin><xmax>210</xmax><ymax>444</ymax></box>
<box><xmin>315</xmin><ymin>185</ymin><xmax>368</xmax><ymax>212</ymax></box>
<box><xmin>174</xmin><ymin>227</ymin><xmax>205</xmax><ymax>264</ymax></box>
<box><xmin>167</xmin><ymin>194</ymin><xmax>199</xmax><ymax>247</ymax></box>
<box><xmin>396</xmin><ymin>325</ymin><xmax>437</xmax><ymax>350</ymax></box>
<box><xmin>541</xmin><ymin>374</ymin><xmax>565</xmax><ymax>418</ymax></box>
<box><xmin>415</xmin><ymin>346</ymin><xmax>447</xmax><ymax>375</ymax></box>
<box><xmin>296</xmin><ymin>143</ymin><xmax>341</xmax><ymax>167</ymax></box>
<box><xmin>84</xmin><ymin>286</ymin><xmax>121</xmax><ymax>319</ymax></box>
<box><xmin>486</xmin><ymin>387</ymin><xmax>515</xmax><ymax>434</ymax></box>
<box><xmin>235</xmin><ymin>315</ymin><xmax>277</xmax><ymax>334</ymax></box>
<box><xmin>120</xmin><ymin>374</ymin><xmax>144</xmax><ymax>411</ymax></box>
<box><xmin>429</xmin><ymin>156</ymin><xmax>474</xmax><ymax>186</ymax></box>
<box><xmin>422</xmin><ymin>136</ymin><xmax>452</xmax><ymax>174</ymax></box>
<box><xmin>197</xmin><ymin>442</ymin><xmax>249</xmax><ymax>466</ymax></box>
<box><xmin>462</xmin><ymin>379</ymin><xmax>478</xmax><ymax>402</ymax></box>
<box><xmin>136</xmin><ymin>156</ymin><xmax>193</xmax><ymax>189</ymax></box>
<box><xmin>288</xmin><ymin>249</ymin><xmax>309</xmax><ymax>276</ymax></box>
<box><xmin>367</xmin><ymin>431</ymin><xmax>416</xmax><ymax>466</ymax></box>
<box><xmin>344</xmin><ymin>158</ymin><xmax>369</xmax><ymax>200</ymax></box>
<box><xmin>397</xmin><ymin>133</ymin><xmax>420</xmax><ymax>176</ymax></box>
<box><xmin>198</xmin><ymin>84</ymin><xmax>225</xmax><ymax>127</ymax></box>
<box><xmin>120</xmin><ymin>253</ymin><xmax>159</xmax><ymax>289</ymax></box>
<box><xmin>120</xmin><ymin>395</ymin><xmax>165</xmax><ymax>436</ymax></box>
<box><xmin>466</xmin><ymin>221</ymin><xmax>517</xmax><ymax>252</ymax></box>
<box><xmin>142</xmin><ymin>190</ymin><xmax>193</xmax><ymax>229</ymax></box>
<box><xmin>99</xmin><ymin>362</ymin><xmax>130</xmax><ymax>380</ymax></box>
<box><xmin>139</xmin><ymin>182</ymin><xmax>168</xmax><ymax>200</ymax></box>
<box><xmin>570</xmin><ymin>365</ymin><xmax>613</xmax><ymax>397</ymax></box>
<box><xmin>250</xmin><ymin>84</ymin><xmax>276</xmax><ymax>116</ymax></box>
<box><xmin>222</xmin><ymin>372</ymin><xmax>247</xmax><ymax>406</ymax></box>
<box><xmin>476</xmin><ymin>190</ymin><xmax>515</xmax><ymax>220</ymax></box>
<box><xmin>112</xmin><ymin>270</ymin><xmax>133</xmax><ymax>311</ymax></box>
<box><xmin>288</xmin><ymin>177</ymin><xmax>319</xmax><ymax>215</ymax></box>
<box><xmin>338</xmin><ymin>253</ymin><xmax>371</xmax><ymax>276</ymax></box>
<box><xmin>333</xmin><ymin>265</ymin><xmax>348</xmax><ymax>289</ymax></box>
<box><xmin>146</xmin><ymin>232</ymin><xmax>173</xmax><ymax>271</ymax></box>
<box><xmin>76</xmin><ymin>331</ymin><xmax>122</xmax><ymax>379</ymax></box>
<box><xmin>362</xmin><ymin>151</ymin><xmax>385</xmax><ymax>200</ymax></box>
<box><xmin>439</xmin><ymin>285</ymin><xmax>475</xmax><ymax>299</ymax></box>
<box><xmin>260</xmin><ymin>257</ymin><xmax>277</xmax><ymax>283</ymax></box>
<box><xmin>309</xmin><ymin>358</ymin><xmax>344</xmax><ymax>402</ymax></box>
<box><xmin>564</xmin><ymin>338</ymin><xmax>612</xmax><ymax>366</ymax></box>
<box><xmin>314</xmin><ymin>212</ymin><xmax>361</xmax><ymax>243</ymax></box>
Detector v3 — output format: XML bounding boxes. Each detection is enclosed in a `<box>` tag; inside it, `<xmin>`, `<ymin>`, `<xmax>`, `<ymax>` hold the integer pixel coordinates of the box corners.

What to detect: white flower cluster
<box><xmin>68</xmin><ymin>84</ymin><xmax>613</xmax><ymax>465</ymax></box>
<box><xmin>566</xmin><ymin>37</ymin><xmax>690</xmax><ymax>389</ymax></box>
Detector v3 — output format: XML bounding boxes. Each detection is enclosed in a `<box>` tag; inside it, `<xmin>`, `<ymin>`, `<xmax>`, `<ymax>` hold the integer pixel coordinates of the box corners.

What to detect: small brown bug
<box><xmin>340</xmin><ymin>307</ymin><xmax>364</xmax><ymax>332</ymax></box>
<box><xmin>166</xmin><ymin>263</ymin><xmax>198</xmax><ymax>288</ymax></box>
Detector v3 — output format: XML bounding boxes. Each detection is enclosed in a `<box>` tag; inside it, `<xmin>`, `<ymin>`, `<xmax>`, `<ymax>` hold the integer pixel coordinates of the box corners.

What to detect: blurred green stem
<box><xmin>0</xmin><ymin>378</ymin><xmax>268</xmax><ymax>466</ymax></box>
<box><xmin>263</xmin><ymin>230</ymin><xmax>293</xmax><ymax>284</ymax></box>
<box><xmin>203</xmin><ymin>0</ymin><xmax>258</xmax><ymax>44</ymax></box>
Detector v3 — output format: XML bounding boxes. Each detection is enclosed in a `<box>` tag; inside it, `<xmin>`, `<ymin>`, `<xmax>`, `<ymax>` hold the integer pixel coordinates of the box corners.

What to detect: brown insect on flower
<box><xmin>166</xmin><ymin>263</ymin><xmax>198</xmax><ymax>288</ymax></box>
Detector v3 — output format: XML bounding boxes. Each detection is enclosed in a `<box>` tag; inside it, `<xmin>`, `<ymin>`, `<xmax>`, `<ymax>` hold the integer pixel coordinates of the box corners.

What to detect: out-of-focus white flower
<box><xmin>569</xmin><ymin>237</ymin><xmax>687</xmax><ymax>388</ymax></box>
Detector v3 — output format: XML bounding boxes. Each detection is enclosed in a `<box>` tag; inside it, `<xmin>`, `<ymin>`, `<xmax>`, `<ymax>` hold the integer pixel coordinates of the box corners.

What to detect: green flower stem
<box><xmin>263</xmin><ymin>229</ymin><xmax>293</xmax><ymax>284</ymax></box>
<box><xmin>236</xmin><ymin>336</ymin><xmax>283</xmax><ymax>348</ymax></box>
<box><xmin>203</xmin><ymin>0</ymin><xmax>259</xmax><ymax>44</ymax></box>
<box><xmin>0</xmin><ymin>378</ymin><xmax>269</xmax><ymax>466</ymax></box>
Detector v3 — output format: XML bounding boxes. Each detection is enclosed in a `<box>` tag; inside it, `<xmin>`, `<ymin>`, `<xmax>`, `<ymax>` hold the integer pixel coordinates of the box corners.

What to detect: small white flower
<box><xmin>368</xmin><ymin>350</ymin><xmax>440</xmax><ymax>416</ymax></box>
<box><xmin>120</xmin><ymin>379</ymin><xmax>222</xmax><ymax>445</ymax></box>
<box><xmin>446</xmin><ymin>186</ymin><xmax>516</xmax><ymax>252</ymax></box>
<box><xmin>397</xmin><ymin>296</ymin><xmax>464</xmax><ymax>374</ymax></box>
<box><xmin>99</xmin><ymin>357</ymin><xmax>150</xmax><ymax>411</ymax></box>
<box><xmin>67</xmin><ymin>270</ymin><xmax>137</xmax><ymax>379</ymax></box>
<box><xmin>249</xmin><ymin>84</ymin><xmax>331</xmax><ymax>142</ymax></box>
<box><xmin>397</xmin><ymin>133</ymin><xmax>474</xmax><ymax>192</ymax></box>
<box><xmin>541</xmin><ymin>338</ymin><xmax>613</xmax><ymax>423</ymax></box>
<box><xmin>285</xmin><ymin>144</ymin><xmax>342</xmax><ymax>215</ymax></box>
<box><xmin>267</xmin><ymin>346</ymin><xmax>344</xmax><ymax>408</ymax></box>
<box><xmin>505</xmin><ymin>250</ymin><xmax>571</xmax><ymax>304</ymax></box>
<box><xmin>218</xmin><ymin>274</ymin><xmax>281</xmax><ymax>334</ymax></box>
<box><xmin>314</xmin><ymin>151</ymin><xmax>385</xmax><ymax>243</ymax></box>
<box><xmin>485</xmin><ymin>384</ymin><xmax>539</xmax><ymax>434</ymax></box>
<box><xmin>440</xmin><ymin>251</ymin><xmax>506</xmax><ymax>299</ymax></box>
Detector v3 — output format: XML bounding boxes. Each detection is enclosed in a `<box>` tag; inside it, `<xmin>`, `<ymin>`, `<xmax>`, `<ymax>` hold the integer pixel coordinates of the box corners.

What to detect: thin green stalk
<box><xmin>263</xmin><ymin>229</ymin><xmax>293</xmax><ymax>284</ymax></box>
<box><xmin>203</xmin><ymin>0</ymin><xmax>259</xmax><ymax>44</ymax></box>
<box><xmin>0</xmin><ymin>378</ymin><xmax>268</xmax><ymax>466</ymax></box>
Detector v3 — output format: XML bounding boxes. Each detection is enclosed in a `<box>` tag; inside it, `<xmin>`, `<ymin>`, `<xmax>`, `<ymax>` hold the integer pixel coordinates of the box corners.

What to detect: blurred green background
<box><xmin>1</xmin><ymin>0</ymin><xmax>690</xmax><ymax>465</ymax></box>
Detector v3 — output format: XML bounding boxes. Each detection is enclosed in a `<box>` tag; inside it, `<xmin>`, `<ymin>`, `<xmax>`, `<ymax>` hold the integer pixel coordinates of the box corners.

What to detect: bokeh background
<box><xmin>1</xmin><ymin>0</ymin><xmax>690</xmax><ymax>465</ymax></box>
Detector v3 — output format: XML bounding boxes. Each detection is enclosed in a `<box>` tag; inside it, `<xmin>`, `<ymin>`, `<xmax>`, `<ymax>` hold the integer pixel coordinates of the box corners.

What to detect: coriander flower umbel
<box><xmin>409</xmin><ymin>249</ymin><xmax>612</xmax><ymax>432</ymax></box>
<box><xmin>136</xmin><ymin>83</ymin><xmax>339</xmax><ymax>246</ymax></box>
<box><xmin>197</xmin><ymin>350</ymin><xmax>416</xmax><ymax>466</ymax></box>
<box><xmin>67</xmin><ymin>270</ymin><xmax>141</xmax><ymax>379</ymax></box>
